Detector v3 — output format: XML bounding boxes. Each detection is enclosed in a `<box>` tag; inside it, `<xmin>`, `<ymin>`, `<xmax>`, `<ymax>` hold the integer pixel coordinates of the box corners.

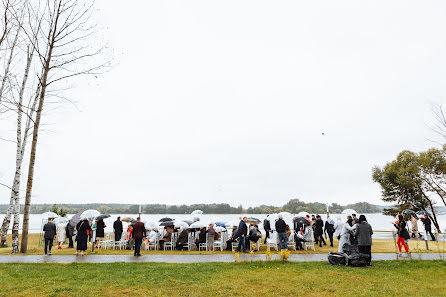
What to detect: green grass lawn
<box><xmin>0</xmin><ymin>261</ymin><xmax>445</xmax><ymax>296</ymax></box>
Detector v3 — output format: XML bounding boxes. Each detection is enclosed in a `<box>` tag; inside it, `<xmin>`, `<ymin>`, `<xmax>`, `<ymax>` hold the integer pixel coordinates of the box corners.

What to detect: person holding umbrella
<box><xmin>132</xmin><ymin>217</ymin><xmax>146</xmax><ymax>256</ymax></box>
<box><xmin>43</xmin><ymin>217</ymin><xmax>56</xmax><ymax>255</ymax></box>
<box><xmin>76</xmin><ymin>218</ymin><xmax>91</xmax><ymax>256</ymax></box>
<box><xmin>113</xmin><ymin>216</ymin><xmax>123</xmax><ymax>242</ymax></box>
<box><xmin>410</xmin><ymin>213</ymin><xmax>421</xmax><ymax>238</ymax></box>
<box><xmin>421</xmin><ymin>214</ymin><xmax>436</xmax><ymax>241</ymax></box>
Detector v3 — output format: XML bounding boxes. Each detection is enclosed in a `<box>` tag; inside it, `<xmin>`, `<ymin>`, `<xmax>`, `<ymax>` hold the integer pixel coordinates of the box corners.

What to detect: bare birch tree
<box><xmin>20</xmin><ymin>0</ymin><xmax>108</xmax><ymax>253</ymax></box>
<box><xmin>0</xmin><ymin>0</ymin><xmax>28</xmax><ymax>249</ymax></box>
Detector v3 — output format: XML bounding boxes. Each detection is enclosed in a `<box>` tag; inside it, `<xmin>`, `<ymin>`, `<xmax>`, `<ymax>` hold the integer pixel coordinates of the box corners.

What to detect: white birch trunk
<box><xmin>11</xmin><ymin>45</ymin><xmax>34</xmax><ymax>254</ymax></box>
<box><xmin>0</xmin><ymin>24</ymin><xmax>21</xmax><ymax>248</ymax></box>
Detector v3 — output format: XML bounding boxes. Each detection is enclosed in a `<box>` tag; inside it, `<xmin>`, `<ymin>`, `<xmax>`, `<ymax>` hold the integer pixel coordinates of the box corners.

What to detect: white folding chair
<box><xmin>266</xmin><ymin>231</ymin><xmax>278</xmax><ymax>251</ymax></box>
<box><xmin>287</xmin><ymin>233</ymin><xmax>296</xmax><ymax>250</ymax></box>
<box><xmin>164</xmin><ymin>232</ymin><xmax>176</xmax><ymax>250</ymax></box>
<box><xmin>199</xmin><ymin>236</ymin><xmax>208</xmax><ymax>251</ymax></box>
<box><xmin>303</xmin><ymin>230</ymin><xmax>315</xmax><ymax>251</ymax></box>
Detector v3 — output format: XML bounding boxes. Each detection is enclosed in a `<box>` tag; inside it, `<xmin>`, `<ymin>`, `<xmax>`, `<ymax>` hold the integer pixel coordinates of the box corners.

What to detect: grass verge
<box><xmin>0</xmin><ymin>261</ymin><xmax>445</xmax><ymax>296</ymax></box>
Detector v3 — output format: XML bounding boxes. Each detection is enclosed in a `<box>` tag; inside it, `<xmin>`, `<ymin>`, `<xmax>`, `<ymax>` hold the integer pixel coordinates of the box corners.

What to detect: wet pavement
<box><xmin>0</xmin><ymin>253</ymin><xmax>444</xmax><ymax>263</ymax></box>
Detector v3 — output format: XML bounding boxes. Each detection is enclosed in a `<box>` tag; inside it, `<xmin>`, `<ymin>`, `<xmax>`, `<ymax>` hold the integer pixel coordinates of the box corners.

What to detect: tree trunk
<box><xmin>11</xmin><ymin>46</ymin><xmax>33</xmax><ymax>254</ymax></box>
<box><xmin>20</xmin><ymin>10</ymin><xmax>58</xmax><ymax>252</ymax></box>
<box><xmin>0</xmin><ymin>201</ymin><xmax>14</xmax><ymax>247</ymax></box>
<box><xmin>0</xmin><ymin>24</ymin><xmax>21</xmax><ymax>247</ymax></box>
<box><xmin>426</xmin><ymin>199</ymin><xmax>441</xmax><ymax>232</ymax></box>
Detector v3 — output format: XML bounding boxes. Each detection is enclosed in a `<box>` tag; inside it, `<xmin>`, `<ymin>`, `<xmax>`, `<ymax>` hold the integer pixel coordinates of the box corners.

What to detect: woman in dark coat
<box><xmin>76</xmin><ymin>218</ymin><xmax>91</xmax><ymax>256</ymax></box>
<box><xmin>95</xmin><ymin>219</ymin><xmax>105</xmax><ymax>248</ymax></box>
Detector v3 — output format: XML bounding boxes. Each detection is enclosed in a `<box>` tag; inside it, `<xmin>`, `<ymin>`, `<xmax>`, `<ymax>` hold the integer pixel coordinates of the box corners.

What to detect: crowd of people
<box><xmin>42</xmin><ymin>211</ymin><xmax>438</xmax><ymax>258</ymax></box>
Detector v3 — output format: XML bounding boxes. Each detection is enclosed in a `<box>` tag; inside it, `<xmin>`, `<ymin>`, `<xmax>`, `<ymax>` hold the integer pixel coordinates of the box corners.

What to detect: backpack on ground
<box><xmin>328</xmin><ymin>252</ymin><xmax>348</xmax><ymax>265</ymax></box>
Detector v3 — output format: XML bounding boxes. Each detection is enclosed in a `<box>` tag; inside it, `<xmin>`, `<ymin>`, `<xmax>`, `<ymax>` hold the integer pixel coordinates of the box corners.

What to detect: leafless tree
<box><xmin>20</xmin><ymin>0</ymin><xmax>109</xmax><ymax>253</ymax></box>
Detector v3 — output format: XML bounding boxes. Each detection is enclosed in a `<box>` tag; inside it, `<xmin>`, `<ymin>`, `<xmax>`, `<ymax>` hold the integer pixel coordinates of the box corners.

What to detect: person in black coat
<box><xmin>195</xmin><ymin>227</ymin><xmax>207</xmax><ymax>249</ymax></box>
<box><xmin>225</xmin><ymin>226</ymin><xmax>238</xmax><ymax>251</ymax></box>
<box><xmin>263</xmin><ymin>215</ymin><xmax>271</xmax><ymax>244</ymax></box>
<box><xmin>43</xmin><ymin>218</ymin><xmax>56</xmax><ymax>255</ymax></box>
<box><xmin>236</xmin><ymin>217</ymin><xmax>248</xmax><ymax>253</ymax></box>
<box><xmin>324</xmin><ymin>216</ymin><xmax>335</xmax><ymax>247</ymax></box>
<box><xmin>66</xmin><ymin>222</ymin><xmax>75</xmax><ymax>248</ymax></box>
<box><xmin>314</xmin><ymin>215</ymin><xmax>326</xmax><ymax>247</ymax></box>
<box><xmin>95</xmin><ymin>219</ymin><xmax>105</xmax><ymax>248</ymax></box>
<box><xmin>76</xmin><ymin>218</ymin><xmax>91</xmax><ymax>256</ymax></box>
<box><xmin>113</xmin><ymin>217</ymin><xmax>123</xmax><ymax>242</ymax></box>
<box><xmin>421</xmin><ymin>215</ymin><xmax>436</xmax><ymax>241</ymax></box>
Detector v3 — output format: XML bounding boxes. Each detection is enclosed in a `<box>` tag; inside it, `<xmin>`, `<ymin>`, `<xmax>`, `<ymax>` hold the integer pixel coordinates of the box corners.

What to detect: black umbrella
<box><xmin>402</xmin><ymin>209</ymin><xmax>415</xmax><ymax>215</ymax></box>
<box><xmin>293</xmin><ymin>216</ymin><xmax>310</xmax><ymax>226</ymax></box>
<box><xmin>159</xmin><ymin>217</ymin><xmax>173</xmax><ymax>222</ymax></box>
<box><xmin>95</xmin><ymin>214</ymin><xmax>111</xmax><ymax>220</ymax></box>
<box><xmin>129</xmin><ymin>219</ymin><xmax>137</xmax><ymax>224</ymax></box>
<box><xmin>159</xmin><ymin>221</ymin><xmax>174</xmax><ymax>226</ymax></box>
<box><xmin>416</xmin><ymin>210</ymin><xmax>431</xmax><ymax>217</ymax></box>
<box><xmin>69</xmin><ymin>211</ymin><xmax>83</xmax><ymax>227</ymax></box>
<box><xmin>246</xmin><ymin>217</ymin><xmax>261</xmax><ymax>224</ymax></box>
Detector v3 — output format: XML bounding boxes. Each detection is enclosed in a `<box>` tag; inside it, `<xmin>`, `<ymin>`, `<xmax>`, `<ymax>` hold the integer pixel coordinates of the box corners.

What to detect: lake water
<box><xmin>2</xmin><ymin>213</ymin><xmax>446</xmax><ymax>233</ymax></box>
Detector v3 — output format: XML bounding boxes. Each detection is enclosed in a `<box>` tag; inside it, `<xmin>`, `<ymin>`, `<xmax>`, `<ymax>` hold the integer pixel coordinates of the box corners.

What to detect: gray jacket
<box><xmin>43</xmin><ymin>222</ymin><xmax>56</xmax><ymax>239</ymax></box>
<box><xmin>354</xmin><ymin>222</ymin><xmax>373</xmax><ymax>246</ymax></box>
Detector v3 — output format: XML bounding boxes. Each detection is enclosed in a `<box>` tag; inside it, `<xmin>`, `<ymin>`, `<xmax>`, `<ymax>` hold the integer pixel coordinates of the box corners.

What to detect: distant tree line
<box><xmin>0</xmin><ymin>200</ymin><xmax>380</xmax><ymax>215</ymax></box>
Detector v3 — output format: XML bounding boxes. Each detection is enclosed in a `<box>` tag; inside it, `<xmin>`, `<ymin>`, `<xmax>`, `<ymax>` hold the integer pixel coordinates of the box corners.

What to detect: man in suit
<box><xmin>236</xmin><ymin>217</ymin><xmax>248</xmax><ymax>253</ymax></box>
<box><xmin>43</xmin><ymin>218</ymin><xmax>56</xmax><ymax>255</ymax></box>
<box><xmin>263</xmin><ymin>215</ymin><xmax>271</xmax><ymax>244</ymax></box>
<box><xmin>113</xmin><ymin>216</ymin><xmax>123</xmax><ymax>242</ymax></box>
<box><xmin>132</xmin><ymin>217</ymin><xmax>146</xmax><ymax>256</ymax></box>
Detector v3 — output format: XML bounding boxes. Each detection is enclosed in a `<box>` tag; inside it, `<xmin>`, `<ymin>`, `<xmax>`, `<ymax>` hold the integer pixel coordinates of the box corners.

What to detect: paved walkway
<box><xmin>0</xmin><ymin>253</ymin><xmax>444</xmax><ymax>263</ymax></box>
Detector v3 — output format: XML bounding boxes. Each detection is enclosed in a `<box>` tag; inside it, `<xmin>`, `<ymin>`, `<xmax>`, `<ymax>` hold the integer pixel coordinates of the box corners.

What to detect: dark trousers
<box><xmin>44</xmin><ymin>238</ymin><xmax>53</xmax><ymax>254</ymax></box>
<box><xmin>327</xmin><ymin>233</ymin><xmax>334</xmax><ymax>246</ymax></box>
<box><xmin>264</xmin><ymin>230</ymin><xmax>270</xmax><ymax>244</ymax></box>
<box><xmin>296</xmin><ymin>237</ymin><xmax>304</xmax><ymax>250</ymax></box>
<box><xmin>316</xmin><ymin>233</ymin><xmax>326</xmax><ymax>246</ymax></box>
<box><xmin>358</xmin><ymin>245</ymin><xmax>372</xmax><ymax>265</ymax></box>
<box><xmin>134</xmin><ymin>238</ymin><xmax>142</xmax><ymax>255</ymax></box>
<box><xmin>115</xmin><ymin>232</ymin><xmax>122</xmax><ymax>242</ymax></box>
<box><xmin>426</xmin><ymin>229</ymin><xmax>436</xmax><ymax>241</ymax></box>
<box><xmin>237</xmin><ymin>235</ymin><xmax>246</xmax><ymax>252</ymax></box>
<box><xmin>68</xmin><ymin>236</ymin><xmax>74</xmax><ymax>248</ymax></box>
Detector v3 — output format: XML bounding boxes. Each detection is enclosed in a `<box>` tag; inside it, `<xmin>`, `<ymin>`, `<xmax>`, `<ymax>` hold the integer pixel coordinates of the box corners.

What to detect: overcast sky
<box><xmin>1</xmin><ymin>1</ymin><xmax>446</xmax><ymax>207</ymax></box>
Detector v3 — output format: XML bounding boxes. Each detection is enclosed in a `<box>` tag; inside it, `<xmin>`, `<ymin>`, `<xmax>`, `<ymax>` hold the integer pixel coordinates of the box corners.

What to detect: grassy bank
<box><xmin>1</xmin><ymin>233</ymin><xmax>445</xmax><ymax>255</ymax></box>
<box><xmin>0</xmin><ymin>261</ymin><xmax>445</xmax><ymax>296</ymax></box>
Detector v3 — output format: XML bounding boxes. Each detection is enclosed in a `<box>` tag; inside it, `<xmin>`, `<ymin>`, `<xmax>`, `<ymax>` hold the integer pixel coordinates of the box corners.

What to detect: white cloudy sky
<box><xmin>1</xmin><ymin>0</ymin><xmax>446</xmax><ymax>207</ymax></box>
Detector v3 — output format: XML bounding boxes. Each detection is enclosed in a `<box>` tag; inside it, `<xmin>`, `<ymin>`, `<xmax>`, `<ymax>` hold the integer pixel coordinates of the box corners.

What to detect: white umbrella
<box><xmin>215</xmin><ymin>226</ymin><xmax>226</xmax><ymax>232</ymax></box>
<box><xmin>297</xmin><ymin>211</ymin><xmax>310</xmax><ymax>218</ymax></box>
<box><xmin>191</xmin><ymin>210</ymin><xmax>203</xmax><ymax>215</ymax></box>
<box><xmin>144</xmin><ymin>221</ymin><xmax>157</xmax><ymax>230</ymax></box>
<box><xmin>189</xmin><ymin>221</ymin><xmax>205</xmax><ymax>228</ymax></box>
<box><xmin>42</xmin><ymin>211</ymin><xmax>58</xmax><ymax>219</ymax></box>
<box><xmin>175</xmin><ymin>221</ymin><xmax>189</xmax><ymax>229</ymax></box>
<box><xmin>53</xmin><ymin>217</ymin><xmax>69</xmax><ymax>225</ymax></box>
<box><xmin>341</xmin><ymin>209</ymin><xmax>357</xmax><ymax>215</ymax></box>
<box><xmin>80</xmin><ymin>209</ymin><xmax>100</xmax><ymax>219</ymax></box>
